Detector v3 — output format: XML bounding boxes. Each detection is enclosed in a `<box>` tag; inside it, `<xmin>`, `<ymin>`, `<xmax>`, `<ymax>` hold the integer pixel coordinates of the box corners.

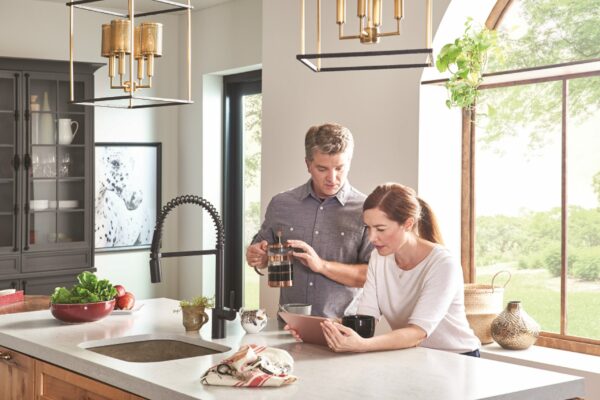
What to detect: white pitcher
<box><xmin>57</xmin><ymin>119</ymin><xmax>79</xmax><ymax>145</ymax></box>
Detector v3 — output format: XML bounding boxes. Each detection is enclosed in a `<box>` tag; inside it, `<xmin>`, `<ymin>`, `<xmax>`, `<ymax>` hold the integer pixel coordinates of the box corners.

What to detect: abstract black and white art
<box><xmin>95</xmin><ymin>143</ymin><xmax>161</xmax><ymax>251</ymax></box>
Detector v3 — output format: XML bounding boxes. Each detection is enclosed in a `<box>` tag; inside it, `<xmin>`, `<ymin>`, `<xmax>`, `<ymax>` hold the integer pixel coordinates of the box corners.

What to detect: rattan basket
<box><xmin>464</xmin><ymin>271</ymin><xmax>511</xmax><ymax>344</ymax></box>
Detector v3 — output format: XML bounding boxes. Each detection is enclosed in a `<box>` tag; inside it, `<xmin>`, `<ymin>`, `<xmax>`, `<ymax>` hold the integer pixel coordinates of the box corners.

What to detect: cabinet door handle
<box><xmin>12</xmin><ymin>154</ymin><xmax>20</xmax><ymax>172</ymax></box>
<box><xmin>0</xmin><ymin>352</ymin><xmax>17</xmax><ymax>367</ymax></box>
<box><xmin>13</xmin><ymin>204</ymin><xmax>18</xmax><ymax>252</ymax></box>
<box><xmin>23</xmin><ymin>74</ymin><xmax>31</xmax><ymax>251</ymax></box>
<box><xmin>13</xmin><ymin>74</ymin><xmax>20</xmax><ymax>252</ymax></box>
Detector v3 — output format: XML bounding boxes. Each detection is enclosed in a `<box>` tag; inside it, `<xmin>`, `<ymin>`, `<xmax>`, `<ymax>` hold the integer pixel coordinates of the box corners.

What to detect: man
<box><xmin>246</xmin><ymin>123</ymin><xmax>372</xmax><ymax>318</ymax></box>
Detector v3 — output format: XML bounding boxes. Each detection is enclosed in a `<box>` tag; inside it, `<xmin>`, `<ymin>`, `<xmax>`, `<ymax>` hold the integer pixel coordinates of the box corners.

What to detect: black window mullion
<box><xmin>222</xmin><ymin>70</ymin><xmax>261</xmax><ymax>311</ymax></box>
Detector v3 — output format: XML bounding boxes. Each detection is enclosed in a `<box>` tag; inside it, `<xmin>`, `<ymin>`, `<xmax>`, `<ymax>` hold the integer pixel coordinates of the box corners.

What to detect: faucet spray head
<box><xmin>149</xmin><ymin>257</ymin><xmax>162</xmax><ymax>283</ymax></box>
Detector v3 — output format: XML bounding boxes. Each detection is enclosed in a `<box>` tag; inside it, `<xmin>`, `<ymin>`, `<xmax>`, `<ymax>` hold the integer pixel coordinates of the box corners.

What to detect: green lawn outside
<box><xmin>244</xmin><ymin>279</ymin><xmax>260</xmax><ymax>310</ymax></box>
<box><xmin>478</xmin><ymin>266</ymin><xmax>600</xmax><ymax>340</ymax></box>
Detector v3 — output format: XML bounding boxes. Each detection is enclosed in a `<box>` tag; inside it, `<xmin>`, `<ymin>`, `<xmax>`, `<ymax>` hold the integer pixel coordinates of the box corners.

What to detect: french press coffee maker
<box><xmin>267</xmin><ymin>230</ymin><xmax>293</xmax><ymax>287</ymax></box>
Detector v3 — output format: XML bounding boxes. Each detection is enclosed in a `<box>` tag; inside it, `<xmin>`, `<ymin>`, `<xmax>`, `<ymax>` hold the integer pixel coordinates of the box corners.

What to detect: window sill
<box><xmin>481</xmin><ymin>343</ymin><xmax>600</xmax><ymax>398</ymax></box>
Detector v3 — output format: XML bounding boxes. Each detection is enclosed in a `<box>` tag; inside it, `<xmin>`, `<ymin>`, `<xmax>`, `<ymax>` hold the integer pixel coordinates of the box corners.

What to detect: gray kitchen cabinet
<box><xmin>0</xmin><ymin>57</ymin><xmax>101</xmax><ymax>295</ymax></box>
<box><xmin>0</xmin><ymin>272</ymin><xmax>80</xmax><ymax>294</ymax></box>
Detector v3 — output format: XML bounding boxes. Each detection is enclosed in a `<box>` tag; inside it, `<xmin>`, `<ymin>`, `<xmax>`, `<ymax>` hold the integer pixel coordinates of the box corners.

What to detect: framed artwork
<box><xmin>94</xmin><ymin>142</ymin><xmax>162</xmax><ymax>252</ymax></box>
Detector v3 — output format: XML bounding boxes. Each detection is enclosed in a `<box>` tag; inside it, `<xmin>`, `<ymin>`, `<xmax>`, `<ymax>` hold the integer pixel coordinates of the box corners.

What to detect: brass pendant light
<box><xmin>68</xmin><ymin>0</ymin><xmax>193</xmax><ymax>108</ymax></box>
<box><xmin>297</xmin><ymin>0</ymin><xmax>433</xmax><ymax>72</ymax></box>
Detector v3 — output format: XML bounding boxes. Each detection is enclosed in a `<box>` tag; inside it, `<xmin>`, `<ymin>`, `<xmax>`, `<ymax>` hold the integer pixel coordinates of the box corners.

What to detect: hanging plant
<box><xmin>436</xmin><ymin>19</ymin><xmax>496</xmax><ymax>109</ymax></box>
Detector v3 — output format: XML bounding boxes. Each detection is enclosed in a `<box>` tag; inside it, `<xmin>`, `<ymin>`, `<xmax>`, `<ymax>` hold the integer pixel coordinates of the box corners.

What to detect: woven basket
<box><xmin>466</xmin><ymin>313</ymin><xmax>497</xmax><ymax>344</ymax></box>
<box><xmin>464</xmin><ymin>271</ymin><xmax>511</xmax><ymax>343</ymax></box>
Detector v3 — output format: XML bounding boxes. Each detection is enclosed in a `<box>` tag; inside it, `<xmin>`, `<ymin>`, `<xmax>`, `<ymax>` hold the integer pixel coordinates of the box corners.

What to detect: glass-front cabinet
<box><xmin>0</xmin><ymin>58</ymin><xmax>99</xmax><ymax>294</ymax></box>
<box><xmin>0</xmin><ymin>71</ymin><xmax>18</xmax><ymax>252</ymax></box>
<box><xmin>28</xmin><ymin>73</ymin><xmax>87</xmax><ymax>249</ymax></box>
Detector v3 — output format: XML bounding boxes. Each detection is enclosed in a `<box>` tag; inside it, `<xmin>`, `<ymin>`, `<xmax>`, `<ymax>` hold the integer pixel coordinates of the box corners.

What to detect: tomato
<box><xmin>117</xmin><ymin>292</ymin><xmax>135</xmax><ymax>310</ymax></box>
<box><xmin>114</xmin><ymin>284</ymin><xmax>126</xmax><ymax>298</ymax></box>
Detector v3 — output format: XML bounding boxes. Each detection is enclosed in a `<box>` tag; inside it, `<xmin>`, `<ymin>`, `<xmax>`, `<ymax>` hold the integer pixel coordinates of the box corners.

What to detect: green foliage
<box><xmin>478</xmin><ymin>82</ymin><xmax>562</xmax><ymax>153</ymax></box>
<box><xmin>475</xmin><ymin>215</ymin><xmax>523</xmax><ymax>266</ymax></box>
<box><xmin>477</xmin><ymin>207</ymin><xmax>600</xmax><ymax>281</ymax></box>
<box><xmin>436</xmin><ymin>19</ymin><xmax>496</xmax><ymax>109</ymax></box>
<box><xmin>242</xmin><ymin>93</ymin><xmax>263</xmax><ymax>309</ymax></box>
<box><xmin>50</xmin><ymin>271</ymin><xmax>117</xmax><ymax>304</ymax></box>
<box><xmin>179</xmin><ymin>295</ymin><xmax>215</xmax><ymax>308</ymax></box>
<box><xmin>593</xmin><ymin>171</ymin><xmax>600</xmax><ymax>205</ymax></box>
<box><xmin>480</xmin><ymin>0</ymin><xmax>600</xmax><ymax>149</ymax></box>
<box><xmin>243</xmin><ymin>94</ymin><xmax>262</xmax><ymax>188</ymax></box>
<box><xmin>572</xmin><ymin>247</ymin><xmax>600</xmax><ymax>281</ymax></box>
<box><xmin>541</xmin><ymin>246</ymin><xmax>563</xmax><ymax>277</ymax></box>
<box><xmin>487</xmin><ymin>0</ymin><xmax>600</xmax><ymax>72</ymax></box>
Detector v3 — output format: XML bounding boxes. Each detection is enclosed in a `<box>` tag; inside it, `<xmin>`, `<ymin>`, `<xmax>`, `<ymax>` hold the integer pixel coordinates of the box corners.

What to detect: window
<box><xmin>223</xmin><ymin>71</ymin><xmax>262</xmax><ymax>310</ymax></box>
<box><xmin>464</xmin><ymin>0</ymin><xmax>600</xmax><ymax>355</ymax></box>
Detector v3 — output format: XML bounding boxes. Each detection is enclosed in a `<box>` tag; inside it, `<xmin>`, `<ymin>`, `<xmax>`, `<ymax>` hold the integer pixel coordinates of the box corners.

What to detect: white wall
<box><xmin>260</xmin><ymin>0</ymin><xmax>451</xmax><ymax>316</ymax></box>
<box><xmin>177</xmin><ymin>0</ymin><xmax>262</xmax><ymax>301</ymax></box>
<box><xmin>0</xmin><ymin>0</ymin><xmax>180</xmax><ymax>299</ymax></box>
<box><xmin>418</xmin><ymin>0</ymin><xmax>497</xmax><ymax>258</ymax></box>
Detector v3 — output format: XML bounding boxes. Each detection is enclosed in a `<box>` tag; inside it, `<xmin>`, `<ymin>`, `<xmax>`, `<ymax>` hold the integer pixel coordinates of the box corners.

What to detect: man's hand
<box><xmin>246</xmin><ymin>240</ymin><xmax>269</xmax><ymax>269</ymax></box>
<box><xmin>286</xmin><ymin>239</ymin><xmax>326</xmax><ymax>274</ymax></box>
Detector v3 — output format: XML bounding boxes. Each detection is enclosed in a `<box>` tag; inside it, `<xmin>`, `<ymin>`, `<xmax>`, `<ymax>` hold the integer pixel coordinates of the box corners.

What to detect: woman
<box><xmin>319</xmin><ymin>183</ymin><xmax>480</xmax><ymax>356</ymax></box>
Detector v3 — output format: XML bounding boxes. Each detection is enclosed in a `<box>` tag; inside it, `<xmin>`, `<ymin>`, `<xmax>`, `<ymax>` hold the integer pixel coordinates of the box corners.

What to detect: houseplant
<box><xmin>435</xmin><ymin>19</ymin><xmax>496</xmax><ymax>109</ymax></box>
<box><xmin>175</xmin><ymin>296</ymin><xmax>215</xmax><ymax>332</ymax></box>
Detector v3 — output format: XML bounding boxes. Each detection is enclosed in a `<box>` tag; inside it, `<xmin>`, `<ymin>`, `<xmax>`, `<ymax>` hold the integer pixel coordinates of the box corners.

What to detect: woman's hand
<box><xmin>321</xmin><ymin>320</ymin><xmax>367</xmax><ymax>353</ymax></box>
<box><xmin>284</xmin><ymin>324</ymin><xmax>303</xmax><ymax>342</ymax></box>
<box><xmin>286</xmin><ymin>239</ymin><xmax>325</xmax><ymax>274</ymax></box>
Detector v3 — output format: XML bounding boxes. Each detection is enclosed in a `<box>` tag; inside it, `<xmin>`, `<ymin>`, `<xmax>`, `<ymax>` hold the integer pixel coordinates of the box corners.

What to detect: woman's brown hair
<box><xmin>363</xmin><ymin>183</ymin><xmax>444</xmax><ymax>244</ymax></box>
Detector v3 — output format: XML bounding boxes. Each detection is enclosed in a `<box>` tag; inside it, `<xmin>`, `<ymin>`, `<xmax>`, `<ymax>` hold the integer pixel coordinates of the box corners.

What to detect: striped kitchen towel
<box><xmin>201</xmin><ymin>344</ymin><xmax>297</xmax><ymax>387</ymax></box>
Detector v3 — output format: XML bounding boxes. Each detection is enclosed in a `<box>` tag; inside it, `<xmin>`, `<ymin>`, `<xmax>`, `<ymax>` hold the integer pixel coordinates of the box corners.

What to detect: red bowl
<box><xmin>51</xmin><ymin>299</ymin><xmax>116</xmax><ymax>323</ymax></box>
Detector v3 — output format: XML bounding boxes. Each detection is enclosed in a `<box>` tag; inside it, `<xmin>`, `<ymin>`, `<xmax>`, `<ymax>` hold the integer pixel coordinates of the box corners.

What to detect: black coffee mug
<box><xmin>341</xmin><ymin>314</ymin><xmax>375</xmax><ymax>338</ymax></box>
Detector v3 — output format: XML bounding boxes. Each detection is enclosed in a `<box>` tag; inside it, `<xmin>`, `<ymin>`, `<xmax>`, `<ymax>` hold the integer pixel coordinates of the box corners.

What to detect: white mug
<box><xmin>57</xmin><ymin>119</ymin><xmax>79</xmax><ymax>145</ymax></box>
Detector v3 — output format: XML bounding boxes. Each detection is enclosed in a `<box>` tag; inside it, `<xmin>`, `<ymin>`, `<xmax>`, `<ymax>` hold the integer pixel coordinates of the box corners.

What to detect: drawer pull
<box><xmin>0</xmin><ymin>351</ymin><xmax>17</xmax><ymax>366</ymax></box>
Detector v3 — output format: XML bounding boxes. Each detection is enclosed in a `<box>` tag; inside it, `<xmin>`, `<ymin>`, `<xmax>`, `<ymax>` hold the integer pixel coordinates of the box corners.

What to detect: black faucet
<box><xmin>149</xmin><ymin>194</ymin><xmax>237</xmax><ymax>339</ymax></box>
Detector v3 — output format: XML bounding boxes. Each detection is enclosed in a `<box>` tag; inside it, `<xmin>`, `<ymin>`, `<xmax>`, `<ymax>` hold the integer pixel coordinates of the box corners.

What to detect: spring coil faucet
<box><xmin>149</xmin><ymin>195</ymin><xmax>236</xmax><ymax>339</ymax></box>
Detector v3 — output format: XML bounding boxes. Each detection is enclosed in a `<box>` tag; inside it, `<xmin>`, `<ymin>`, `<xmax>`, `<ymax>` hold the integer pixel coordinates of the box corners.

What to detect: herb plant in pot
<box><xmin>176</xmin><ymin>296</ymin><xmax>215</xmax><ymax>332</ymax></box>
<box><xmin>435</xmin><ymin>19</ymin><xmax>496</xmax><ymax>110</ymax></box>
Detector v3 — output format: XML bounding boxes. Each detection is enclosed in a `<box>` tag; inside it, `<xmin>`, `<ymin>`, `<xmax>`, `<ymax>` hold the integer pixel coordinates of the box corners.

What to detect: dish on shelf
<box><xmin>30</xmin><ymin>199</ymin><xmax>49</xmax><ymax>211</ymax></box>
<box><xmin>0</xmin><ymin>289</ymin><xmax>17</xmax><ymax>296</ymax></box>
<box><xmin>112</xmin><ymin>303</ymin><xmax>145</xmax><ymax>315</ymax></box>
<box><xmin>47</xmin><ymin>233</ymin><xmax>73</xmax><ymax>242</ymax></box>
<box><xmin>58</xmin><ymin>200</ymin><xmax>79</xmax><ymax>209</ymax></box>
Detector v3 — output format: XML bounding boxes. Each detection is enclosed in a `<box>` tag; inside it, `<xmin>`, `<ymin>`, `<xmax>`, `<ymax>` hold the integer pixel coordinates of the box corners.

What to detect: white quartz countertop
<box><xmin>0</xmin><ymin>298</ymin><xmax>584</xmax><ymax>400</ymax></box>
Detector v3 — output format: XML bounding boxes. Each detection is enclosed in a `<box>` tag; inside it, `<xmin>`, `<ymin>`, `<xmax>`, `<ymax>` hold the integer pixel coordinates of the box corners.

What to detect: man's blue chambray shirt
<box><xmin>253</xmin><ymin>180</ymin><xmax>373</xmax><ymax>318</ymax></box>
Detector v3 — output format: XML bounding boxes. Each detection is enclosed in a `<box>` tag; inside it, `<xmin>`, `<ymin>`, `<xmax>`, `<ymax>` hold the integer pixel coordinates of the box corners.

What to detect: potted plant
<box><xmin>435</xmin><ymin>19</ymin><xmax>496</xmax><ymax>109</ymax></box>
<box><xmin>175</xmin><ymin>296</ymin><xmax>215</xmax><ymax>332</ymax></box>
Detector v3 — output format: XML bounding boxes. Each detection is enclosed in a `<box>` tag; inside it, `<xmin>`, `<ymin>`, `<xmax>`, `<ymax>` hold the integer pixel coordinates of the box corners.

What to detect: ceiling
<box><xmin>40</xmin><ymin>0</ymin><xmax>233</xmax><ymax>13</ymax></box>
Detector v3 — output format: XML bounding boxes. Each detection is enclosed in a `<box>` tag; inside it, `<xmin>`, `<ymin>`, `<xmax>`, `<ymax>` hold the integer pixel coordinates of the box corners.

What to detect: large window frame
<box><xmin>461</xmin><ymin>1</ymin><xmax>600</xmax><ymax>356</ymax></box>
<box><xmin>222</xmin><ymin>70</ymin><xmax>262</xmax><ymax>311</ymax></box>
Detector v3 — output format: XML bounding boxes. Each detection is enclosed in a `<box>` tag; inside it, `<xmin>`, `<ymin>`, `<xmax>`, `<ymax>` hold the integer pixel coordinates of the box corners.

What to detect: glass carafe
<box><xmin>267</xmin><ymin>231</ymin><xmax>293</xmax><ymax>287</ymax></box>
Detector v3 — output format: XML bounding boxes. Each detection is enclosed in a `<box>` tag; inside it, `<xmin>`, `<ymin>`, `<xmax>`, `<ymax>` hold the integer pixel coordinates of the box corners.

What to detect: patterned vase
<box><xmin>491</xmin><ymin>301</ymin><xmax>540</xmax><ymax>350</ymax></box>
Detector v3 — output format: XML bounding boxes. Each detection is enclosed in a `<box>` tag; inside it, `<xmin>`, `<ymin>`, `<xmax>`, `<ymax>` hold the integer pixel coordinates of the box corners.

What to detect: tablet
<box><xmin>279</xmin><ymin>311</ymin><xmax>330</xmax><ymax>346</ymax></box>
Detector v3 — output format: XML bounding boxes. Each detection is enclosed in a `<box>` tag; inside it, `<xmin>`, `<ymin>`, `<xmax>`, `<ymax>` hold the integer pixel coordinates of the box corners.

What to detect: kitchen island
<box><xmin>0</xmin><ymin>298</ymin><xmax>584</xmax><ymax>399</ymax></box>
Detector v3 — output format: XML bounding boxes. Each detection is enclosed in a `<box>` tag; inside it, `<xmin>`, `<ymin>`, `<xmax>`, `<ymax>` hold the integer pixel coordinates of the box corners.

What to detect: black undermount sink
<box><xmin>80</xmin><ymin>334</ymin><xmax>230</xmax><ymax>362</ymax></box>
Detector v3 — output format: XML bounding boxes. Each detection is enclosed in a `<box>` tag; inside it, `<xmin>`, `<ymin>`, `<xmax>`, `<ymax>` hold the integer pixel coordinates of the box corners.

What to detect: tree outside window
<box><xmin>470</xmin><ymin>0</ymin><xmax>600</xmax><ymax>352</ymax></box>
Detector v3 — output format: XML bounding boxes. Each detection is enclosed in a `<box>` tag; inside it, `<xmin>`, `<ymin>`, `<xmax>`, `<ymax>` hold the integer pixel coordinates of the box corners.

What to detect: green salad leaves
<box><xmin>50</xmin><ymin>271</ymin><xmax>117</xmax><ymax>304</ymax></box>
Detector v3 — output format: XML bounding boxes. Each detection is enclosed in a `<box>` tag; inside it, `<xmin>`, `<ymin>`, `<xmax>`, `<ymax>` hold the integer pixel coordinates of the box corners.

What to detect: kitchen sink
<box><xmin>79</xmin><ymin>333</ymin><xmax>231</xmax><ymax>362</ymax></box>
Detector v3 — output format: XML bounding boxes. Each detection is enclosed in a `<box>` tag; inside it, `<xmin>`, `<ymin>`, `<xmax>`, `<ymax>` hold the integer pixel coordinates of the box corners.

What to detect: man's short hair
<box><xmin>304</xmin><ymin>123</ymin><xmax>354</xmax><ymax>161</ymax></box>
